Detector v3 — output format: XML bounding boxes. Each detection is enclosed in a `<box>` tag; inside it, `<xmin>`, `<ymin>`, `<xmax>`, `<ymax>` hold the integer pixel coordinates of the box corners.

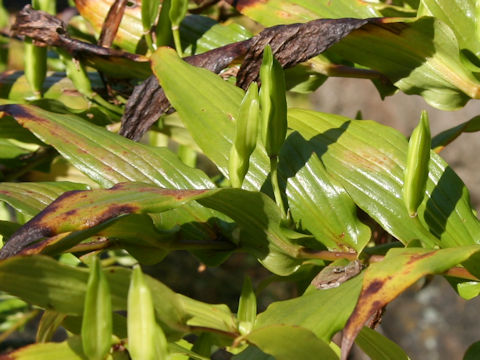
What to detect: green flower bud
<box><xmin>237</xmin><ymin>276</ymin><xmax>256</xmax><ymax>335</ymax></box>
<box><xmin>403</xmin><ymin>111</ymin><xmax>431</xmax><ymax>217</ymax></box>
<box><xmin>128</xmin><ymin>266</ymin><xmax>168</xmax><ymax>360</ymax></box>
<box><xmin>82</xmin><ymin>256</ymin><xmax>112</xmax><ymax>360</ymax></box>
<box><xmin>259</xmin><ymin>45</ymin><xmax>287</xmax><ymax>157</ymax></box>
<box><xmin>229</xmin><ymin>82</ymin><xmax>260</xmax><ymax>188</ymax></box>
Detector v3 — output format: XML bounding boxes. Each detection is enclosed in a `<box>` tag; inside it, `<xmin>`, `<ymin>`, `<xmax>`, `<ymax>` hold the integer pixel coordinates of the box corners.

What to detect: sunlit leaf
<box><xmin>341</xmin><ymin>246</ymin><xmax>480</xmax><ymax>357</ymax></box>
<box><xmin>255</xmin><ymin>274</ymin><xmax>363</xmax><ymax>341</ymax></box>
<box><xmin>432</xmin><ymin>115</ymin><xmax>480</xmax><ymax>152</ymax></box>
<box><xmin>0</xmin><ymin>104</ymin><xmax>215</xmax><ymax>189</ymax></box>
<box><xmin>355</xmin><ymin>326</ymin><xmax>411</xmax><ymax>360</ymax></box>
<box><xmin>0</xmin><ymin>182</ymin><xmax>89</xmax><ymax>218</ymax></box>
<box><xmin>288</xmin><ymin>109</ymin><xmax>480</xmax><ymax>248</ymax></box>
<box><xmin>246</xmin><ymin>325</ymin><xmax>338</xmax><ymax>360</ymax></box>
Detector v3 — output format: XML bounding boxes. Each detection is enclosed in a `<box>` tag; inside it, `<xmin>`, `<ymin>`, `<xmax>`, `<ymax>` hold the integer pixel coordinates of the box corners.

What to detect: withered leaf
<box><xmin>13</xmin><ymin>5</ymin><xmax>374</xmax><ymax>140</ymax></box>
<box><xmin>12</xmin><ymin>5</ymin><xmax>147</xmax><ymax>65</ymax></box>
<box><xmin>121</xmin><ymin>18</ymin><xmax>369</xmax><ymax>139</ymax></box>
<box><xmin>236</xmin><ymin>18</ymin><xmax>368</xmax><ymax>89</ymax></box>
<box><xmin>120</xmin><ymin>40</ymin><xmax>252</xmax><ymax>140</ymax></box>
<box><xmin>0</xmin><ymin>181</ymin><xmax>208</xmax><ymax>259</ymax></box>
<box><xmin>98</xmin><ymin>0</ymin><xmax>129</xmax><ymax>48</ymax></box>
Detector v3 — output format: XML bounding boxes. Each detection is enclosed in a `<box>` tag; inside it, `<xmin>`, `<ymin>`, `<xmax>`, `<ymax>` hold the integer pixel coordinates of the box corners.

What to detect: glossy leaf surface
<box><xmin>355</xmin><ymin>326</ymin><xmax>411</xmax><ymax>360</ymax></box>
<box><xmin>231</xmin><ymin>0</ymin><xmax>480</xmax><ymax>110</ymax></box>
<box><xmin>0</xmin><ymin>182</ymin><xmax>88</xmax><ymax>218</ymax></box>
<box><xmin>152</xmin><ymin>47</ymin><xmax>371</xmax><ymax>253</ymax></box>
<box><xmin>288</xmin><ymin>109</ymin><xmax>480</xmax><ymax>248</ymax></box>
<box><xmin>255</xmin><ymin>275</ymin><xmax>363</xmax><ymax>341</ymax></box>
<box><xmin>246</xmin><ymin>325</ymin><xmax>338</xmax><ymax>360</ymax></box>
<box><xmin>0</xmin><ymin>104</ymin><xmax>215</xmax><ymax>189</ymax></box>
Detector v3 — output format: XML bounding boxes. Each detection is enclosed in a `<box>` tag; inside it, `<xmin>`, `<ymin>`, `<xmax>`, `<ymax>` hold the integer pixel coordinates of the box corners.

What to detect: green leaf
<box><xmin>456</xmin><ymin>281</ymin><xmax>480</xmax><ymax>300</ymax></box>
<box><xmin>279</xmin><ymin>133</ymin><xmax>371</xmax><ymax>252</ymax></box>
<box><xmin>152</xmin><ymin>48</ymin><xmax>373</xmax><ymax>253</ymax></box>
<box><xmin>233</xmin><ymin>0</ymin><xmax>380</xmax><ymax>26</ymax></box>
<box><xmin>418</xmin><ymin>0</ymin><xmax>480</xmax><ymax>55</ymax></box>
<box><xmin>254</xmin><ymin>274</ymin><xmax>363</xmax><ymax>341</ymax></box>
<box><xmin>233</xmin><ymin>346</ymin><xmax>275</xmax><ymax>360</ymax></box>
<box><xmin>36</xmin><ymin>311</ymin><xmax>67</xmax><ymax>343</ymax></box>
<box><xmin>0</xmin><ymin>182</ymin><xmax>89</xmax><ymax>218</ymax></box>
<box><xmin>246</xmin><ymin>325</ymin><xmax>338</xmax><ymax>360</ymax></box>
<box><xmin>288</xmin><ymin>108</ymin><xmax>480</xmax><ymax>248</ymax></box>
<box><xmin>151</xmin><ymin>46</ymin><xmax>269</xmax><ymax>191</ymax></box>
<box><xmin>196</xmin><ymin>189</ymin><xmax>303</xmax><ymax>275</ymax></box>
<box><xmin>0</xmin><ymin>106</ymin><xmax>228</xmax><ymax>258</ymax></box>
<box><xmin>341</xmin><ymin>246</ymin><xmax>480</xmax><ymax>356</ymax></box>
<box><xmin>180</xmin><ymin>15</ymin><xmax>252</xmax><ymax>56</ymax></box>
<box><xmin>432</xmin><ymin>115</ymin><xmax>480</xmax><ymax>152</ymax></box>
<box><xmin>0</xmin><ymin>104</ymin><xmax>215</xmax><ymax>189</ymax></box>
<box><xmin>0</xmin><ymin>255</ymin><xmax>239</xmax><ymax>337</ymax></box>
<box><xmin>329</xmin><ymin>17</ymin><xmax>480</xmax><ymax>110</ymax></box>
<box><xmin>3</xmin><ymin>336</ymin><xmax>87</xmax><ymax>360</ymax></box>
<box><xmin>464</xmin><ymin>341</ymin><xmax>480</xmax><ymax>360</ymax></box>
<box><xmin>0</xmin><ymin>115</ymin><xmax>42</xmax><ymax>144</ymax></box>
<box><xmin>0</xmin><ymin>139</ymin><xmax>33</xmax><ymax>159</ymax></box>
<box><xmin>141</xmin><ymin>0</ymin><xmax>161</xmax><ymax>33</ymax></box>
<box><xmin>355</xmin><ymin>326</ymin><xmax>411</xmax><ymax>360</ymax></box>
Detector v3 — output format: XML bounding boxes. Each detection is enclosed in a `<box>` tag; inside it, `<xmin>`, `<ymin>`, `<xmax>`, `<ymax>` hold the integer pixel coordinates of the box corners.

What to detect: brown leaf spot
<box><xmin>364</xmin><ymin>279</ymin><xmax>383</xmax><ymax>296</ymax></box>
<box><xmin>94</xmin><ymin>204</ymin><xmax>139</xmax><ymax>225</ymax></box>
<box><xmin>341</xmin><ymin>147</ymin><xmax>397</xmax><ymax>173</ymax></box>
<box><xmin>406</xmin><ymin>251</ymin><xmax>437</xmax><ymax>265</ymax></box>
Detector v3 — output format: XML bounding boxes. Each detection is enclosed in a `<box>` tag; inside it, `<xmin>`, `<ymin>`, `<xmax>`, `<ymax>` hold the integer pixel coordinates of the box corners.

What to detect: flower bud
<box><xmin>82</xmin><ymin>256</ymin><xmax>112</xmax><ymax>360</ymax></box>
<box><xmin>229</xmin><ymin>82</ymin><xmax>260</xmax><ymax>188</ymax></box>
<box><xmin>128</xmin><ymin>266</ymin><xmax>168</xmax><ymax>360</ymax></box>
<box><xmin>403</xmin><ymin>111</ymin><xmax>431</xmax><ymax>217</ymax></box>
<box><xmin>259</xmin><ymin>45</ymin><xmax>287</xmax><ymax>157</ymax></box>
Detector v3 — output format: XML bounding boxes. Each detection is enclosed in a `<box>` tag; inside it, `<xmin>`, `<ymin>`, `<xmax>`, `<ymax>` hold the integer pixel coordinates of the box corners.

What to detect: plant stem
<box><xmin>172</xmin><ymin>27</ymin><xmax>183</xmax><ymax>57</ymax></box>
<box><xmin>144</xmin><ymin>31</ymin><xmax>155</xmax><ymax>53</ymax></box>
<box><xmin>270</xmin><ymin>155</ymin><xmax>286</xmax><ymax>218</ymax></box>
